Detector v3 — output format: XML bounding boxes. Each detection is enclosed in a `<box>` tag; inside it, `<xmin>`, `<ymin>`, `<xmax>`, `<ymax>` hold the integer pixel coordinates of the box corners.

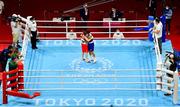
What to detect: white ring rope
<box><xmin>19</xmin><ymin>81</ymin><xmax>159</xmax><ymax>85</ymax></box>
<box><xmin>38</xmin><ymin>31</ymin><xmax>148</xmax><ymax>34</ymax></box>
<box><xmin>36</xmin><ymin>20</ymin><xmax>149</xmax><ymax>23</ymax></box>
<box><xmin>19</xmin><ymin>88</ymin><xmax>159</xmax><ymax>91</ymax></box>
<box><xmin>23</xmin><ymin>69</ymin><xmax>156</xmax><ymax>72</ymax></box>
<box><xmin>162</xmin><ymin>89</ymin><xmax>173</xmax><ymax>95</ymax></box>
<box><xmin>162</xmin><ymin>76</ymin><xmax>174</xmax><ymax>82</ymax></box>
<box><xmin>19</xmin><ymin>82</ymin><xmax>172</xmax><ymax>90</ymax></box>
<box><xmin>162</xmin><ymin>68</ymin><xmax>174</xmax><ymax>75</ymax></box>
<box><xmin>7</xmin><ymin>89</ymin><xmax>180</xmax><ymax>92</ymax></box>
<box><xmin>20</xmin><ymin>75</ymin><xmax>157</xmax><ymax>78</ymax></box>
<box><xmin>37</xmin><ymin>26</ymin><xmax>148</xmax><ymax>29</ymax></box>
<box><xmin>38</xmin><ymin>37</ymin><xmax>148</xmax><ymax>40</ymax></box>
<box><xmin>162</xmin><ymin>82</ymin><xmax>174</xmax><ymax>88</ymax></box>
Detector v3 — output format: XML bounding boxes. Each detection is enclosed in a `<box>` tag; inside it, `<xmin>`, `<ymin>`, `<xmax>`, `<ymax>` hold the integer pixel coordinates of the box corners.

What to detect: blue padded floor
<box><xmin>0</xmin><ymin>40</ymin><xmax>179</xmax><ymax>107</ymax></box>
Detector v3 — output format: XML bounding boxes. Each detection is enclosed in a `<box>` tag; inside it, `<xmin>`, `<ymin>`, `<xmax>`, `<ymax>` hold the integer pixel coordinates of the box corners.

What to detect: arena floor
<box><xmin>0</xmin><ymin>39</ymin><xmax>179</xmax><ymax>107</ymax></box>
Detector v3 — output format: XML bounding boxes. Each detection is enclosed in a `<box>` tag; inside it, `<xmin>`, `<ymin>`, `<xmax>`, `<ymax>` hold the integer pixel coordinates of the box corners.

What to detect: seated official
<box><xmin>110</xmin><ymin>8</ymin><xmax>123</xmax><ymax>21</ymax></box>
<box><xmin>66</xmin><ymin>29</ymin><xmax>77</xmax><ymax>40</ymax></box>
<box><xmin>113</xmin><ymin>29</ymin><xmax>124</xmax><ymax>39</ymax></box>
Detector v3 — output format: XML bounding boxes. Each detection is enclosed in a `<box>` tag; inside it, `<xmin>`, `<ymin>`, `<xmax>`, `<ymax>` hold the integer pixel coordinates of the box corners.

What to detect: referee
<box><xmin>29</xmin><ymin>16</ymin><xmax>38</xmax><ymax>49</ymax></box>
<box><xmin>153</xmin><ymin>18</ymin><xmax>163</xmax><ymax>54</ymax></box>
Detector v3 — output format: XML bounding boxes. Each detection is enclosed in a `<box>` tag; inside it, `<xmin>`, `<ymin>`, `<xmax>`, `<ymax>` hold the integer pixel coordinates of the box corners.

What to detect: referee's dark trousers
<box><xmin>157</xmin><ymin>37</ymin><xmax>162</xmax><ymax>54</ymax></box>
<box><xmin>31</xmin><ymin>30</ymin><xmax>37</xmax><ymax>49</ymax></box>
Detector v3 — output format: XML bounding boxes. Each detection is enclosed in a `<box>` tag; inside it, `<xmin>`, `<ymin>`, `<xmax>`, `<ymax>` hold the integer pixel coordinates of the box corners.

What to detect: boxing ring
<box><xmin>0</xmin><ymin>16</ymin><xmax>179</xmax><ymax>106</ymax></box>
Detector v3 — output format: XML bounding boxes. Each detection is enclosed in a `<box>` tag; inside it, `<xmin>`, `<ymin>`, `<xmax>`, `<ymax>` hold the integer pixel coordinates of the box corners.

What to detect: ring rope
<box><xmin>20</xmin><ymin>75</ymin><xmax>157</xmax><ymax>78</ymax></box>
<box><xmin>36</xmin><ymin>20</ymin><xmax>149</xmax><ymax>23</ymax></box>
<box><xmin>38</xmin><ymin>37</ymin><xmax>148</xmax><ymax>40</ymax></box>
<box><xmin>20</xmin><ymin>82</ymin><xmax>159</xmax><ymax>84</ymax></box>
<box><xmin>38</xmin><ymin>31</ymin><xmax>148</xmax><ymax>34</ymax></box>
<box><xmin>19</xmin><ymin>88</ymin><xmax>159</xmax><ymax>91</ymax></box>
<box><xmin>23</xmin><ymin>69</ymin><xmax>156</xmax><ymax>72</ymax></box>
<box><xmin>162</xmin><ymin>76</ymin><xmax>174</xmax><ymax>82</ymax></box>
<box><xmin>37</xmin><ymin>26</ymin><xmax>148</xmax><ymax>29</ymax></box>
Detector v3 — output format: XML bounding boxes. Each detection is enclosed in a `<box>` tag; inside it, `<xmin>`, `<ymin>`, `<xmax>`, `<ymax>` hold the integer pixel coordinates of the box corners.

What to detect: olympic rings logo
<box><xmin>69</xmin><ymin>57</ymin><xmax>113</xmax><ymax>82</ymax></box>
<box><xmin>70</xmin><ymin>57</ymin><xmax>113</xmax><ymax>72</ymax></box>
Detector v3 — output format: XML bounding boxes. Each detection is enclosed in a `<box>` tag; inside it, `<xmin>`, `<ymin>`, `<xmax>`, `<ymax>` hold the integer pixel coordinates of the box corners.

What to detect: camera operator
<box><xmin>10</xmin><ymin>14</ymin><xmax>22</xmax><ymax>48</ymax></box>
<box><xmin>164</xmin><ymin>52</ymin><xmax>177</xmax><ymax>96</ymax></box>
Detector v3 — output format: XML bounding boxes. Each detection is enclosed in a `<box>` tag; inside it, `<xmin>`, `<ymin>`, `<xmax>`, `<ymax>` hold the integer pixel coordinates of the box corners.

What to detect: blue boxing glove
<box><xmin>134</xmin><ymin>27</ymin><xmax>149</xmax><ymax>31</ymax></box>
<box><xmin>134</xmin><ymin>28</ymin><xmax>144</xmax><ymax>31</ymax></box>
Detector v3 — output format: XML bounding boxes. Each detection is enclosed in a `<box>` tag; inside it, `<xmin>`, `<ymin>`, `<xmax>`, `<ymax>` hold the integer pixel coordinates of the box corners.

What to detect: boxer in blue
<box><xmin>81</xmin><ymin>31</ymin><xmax>96</xmax><ymax>63</ymax></box>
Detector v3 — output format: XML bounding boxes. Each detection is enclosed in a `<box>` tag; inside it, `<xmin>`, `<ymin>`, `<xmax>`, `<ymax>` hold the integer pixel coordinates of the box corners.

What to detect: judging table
<box><xmin>102</xmin><ymin>18</ymin><xmax>126</xmax><ymax>31</ymax></box>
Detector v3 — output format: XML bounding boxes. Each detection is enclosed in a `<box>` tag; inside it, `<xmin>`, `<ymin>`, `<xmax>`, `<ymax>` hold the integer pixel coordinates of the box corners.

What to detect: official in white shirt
<box><xmin>66</xmin><ymin>29</ymin><xmax>77</xmax><ymax>40</ymax></box>
<box><xmin>153</xmin><ymin>18</ymin><xmax>163</xmax><ymax>54</ymax></box>
<box><xmin>113</xmin><ymin>29</ymin><xmax>124</xmax><ymax>39</ymax></box>
<box><xmin>29</xmin><ymin>17</ymin><xmax>38</xmax><ymax>49</ymax></box>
